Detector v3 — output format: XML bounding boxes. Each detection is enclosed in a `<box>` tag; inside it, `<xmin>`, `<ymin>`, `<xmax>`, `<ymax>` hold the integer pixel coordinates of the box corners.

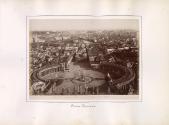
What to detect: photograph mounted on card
<box><xmin>26</xmin><ymin>15</ymin><xmax>141</xmax><ymax>101</ymax></box>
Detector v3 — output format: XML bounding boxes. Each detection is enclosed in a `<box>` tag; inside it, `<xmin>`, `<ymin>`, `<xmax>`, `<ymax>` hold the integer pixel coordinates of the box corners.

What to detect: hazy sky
<box><xmin>29</xmin><ymin>19</ymin><xmax>139</xmax><ymax>31</ymax></box>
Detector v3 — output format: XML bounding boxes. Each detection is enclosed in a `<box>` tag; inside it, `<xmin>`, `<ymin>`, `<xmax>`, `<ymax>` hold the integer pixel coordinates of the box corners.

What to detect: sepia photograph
<box><xmin>2</xmin><ymin>0</ymin><xmax>169</xmax><ymax>124</ymax></box>
<box><xmin>27</xmin><ymin>16</ymin><xmax>141</xmax><ymax>101</ymax></box>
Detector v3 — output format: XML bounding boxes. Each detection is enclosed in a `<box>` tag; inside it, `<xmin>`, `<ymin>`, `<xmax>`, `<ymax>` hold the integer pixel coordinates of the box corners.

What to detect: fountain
<box><xmin>71</xmin><ymin>70</ymin><xmax>93</xmax><ymax>85</ymax></box>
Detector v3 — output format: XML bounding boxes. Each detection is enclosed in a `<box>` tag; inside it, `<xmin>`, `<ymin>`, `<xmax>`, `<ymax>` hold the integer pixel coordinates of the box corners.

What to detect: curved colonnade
<box><xmin>31</xmin><ymin>62</ymin><xmax>135</xmax><ymax>94</ymax></box>
<box><xmin>99</xmin><ymin>62</ymin><xmax>135</xmax><ymax>93</ymax></box>
<box><xmin>30</xmin><ymin>64</ymin><xmax>61</xmax><ymax>83</ymax></box>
